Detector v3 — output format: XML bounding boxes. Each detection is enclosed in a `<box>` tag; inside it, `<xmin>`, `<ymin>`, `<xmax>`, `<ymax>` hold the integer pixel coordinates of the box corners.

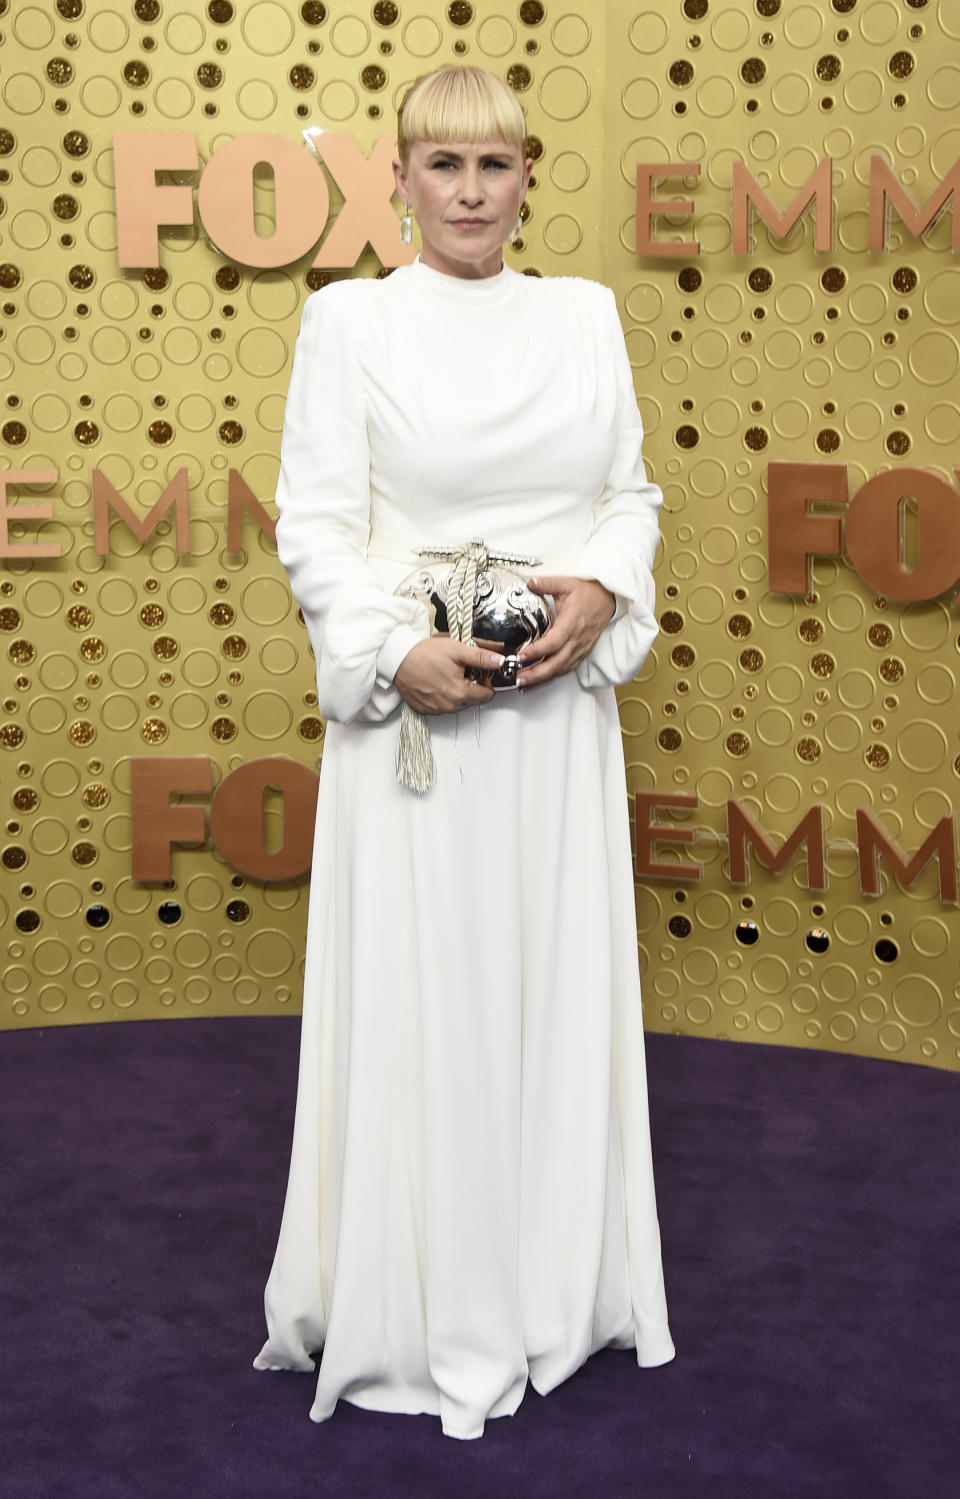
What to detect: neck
<box><xmin>419</xmin><ymin>244</ymin><xmax>505</xmax><ymax>280</ymax></box>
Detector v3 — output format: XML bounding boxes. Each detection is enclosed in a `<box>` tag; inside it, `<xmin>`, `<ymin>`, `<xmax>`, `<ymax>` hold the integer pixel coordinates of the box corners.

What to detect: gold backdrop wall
<box><xmin>2</xmin><ymin>0</ymin><xmax>959</xmax><ymax>1071</ymax></box>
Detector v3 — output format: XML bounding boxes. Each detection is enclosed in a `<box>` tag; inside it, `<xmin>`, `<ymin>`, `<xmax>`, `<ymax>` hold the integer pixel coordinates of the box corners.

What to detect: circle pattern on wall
<box><xmin>0</xmin><ymin>1</ymin><xmax>957</xmax><ymax>1071</ymax></box>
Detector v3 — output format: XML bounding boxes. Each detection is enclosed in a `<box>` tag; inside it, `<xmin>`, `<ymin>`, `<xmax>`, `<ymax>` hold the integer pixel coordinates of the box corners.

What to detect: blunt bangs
<box><xmin>397</xmin><ymin>66</ymin><xmax>526</xmax><ymax>166</ymax></box>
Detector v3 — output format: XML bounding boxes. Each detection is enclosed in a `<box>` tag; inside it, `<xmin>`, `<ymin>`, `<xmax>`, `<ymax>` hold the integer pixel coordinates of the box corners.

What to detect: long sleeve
<box><xmin>572</xmin><ymin>287</ymin><xmax>662</xmax><ymax>689</ymax></box>
<box><xmin>274</xmin><ymin>284</ymin><xmax>430</xmax><ymax>724</ymax></box>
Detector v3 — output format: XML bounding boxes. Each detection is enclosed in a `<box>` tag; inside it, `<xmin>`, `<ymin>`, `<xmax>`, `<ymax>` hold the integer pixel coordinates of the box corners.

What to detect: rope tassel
<box><xmin>444</xmin><ymin>540</ymin><xmax>487</xmax><ymax>646</ymax></box>
<box><xmin>396</xmin><ymin>699</ymin><xmax>436</xmax><ymax>794</ymax></box>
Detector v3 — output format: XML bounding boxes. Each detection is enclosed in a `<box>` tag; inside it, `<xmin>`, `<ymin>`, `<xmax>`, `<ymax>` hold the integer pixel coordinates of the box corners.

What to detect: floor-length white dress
<box><xmin>254</xmin><ymin>255</ymin><xmax>675</xmax><ymax>1439</ymax></box>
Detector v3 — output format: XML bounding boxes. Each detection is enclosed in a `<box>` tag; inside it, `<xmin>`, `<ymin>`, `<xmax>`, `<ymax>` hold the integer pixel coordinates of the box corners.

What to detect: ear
<box><xmin>393</xmin><ymin>157</ymin><xmax>408</xmax><ymax>205</ymax></box>
<box><xmin>521</xmin><ymin>155</ymin><xmax>534</xmax><ymax>199</ymax></box>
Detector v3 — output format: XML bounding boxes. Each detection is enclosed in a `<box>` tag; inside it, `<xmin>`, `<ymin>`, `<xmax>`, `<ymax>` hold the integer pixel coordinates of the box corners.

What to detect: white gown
<box><xmin>254</xmin><ymin>255</ymin><xmax>675</xmax><ymax>1439</ymax></box>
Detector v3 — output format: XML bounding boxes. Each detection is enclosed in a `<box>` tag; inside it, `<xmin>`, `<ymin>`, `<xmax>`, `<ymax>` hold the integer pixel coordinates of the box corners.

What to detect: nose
<box><xmin>459</xmin><ymin>163</ymin><xmax>484</xmax><ymax>206</ymax></box>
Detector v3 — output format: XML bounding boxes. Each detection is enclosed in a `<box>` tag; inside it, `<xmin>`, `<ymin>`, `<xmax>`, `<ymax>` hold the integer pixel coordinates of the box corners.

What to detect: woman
<box><xmin>254</xmin><ymin>64</ymin><xmax>674</xmax><ymax>1440</ymax></box>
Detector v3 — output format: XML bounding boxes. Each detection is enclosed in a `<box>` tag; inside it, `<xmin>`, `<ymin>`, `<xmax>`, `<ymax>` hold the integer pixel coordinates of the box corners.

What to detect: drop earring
<box><xmin>400</xmin><ymin>204</ymin><xmax>414</xmax><ymax>246</ymax></box>
<box><xmin>509</xmin><ymin>210</ymin><xmax>523</xmax><ymax>245</ymax></box>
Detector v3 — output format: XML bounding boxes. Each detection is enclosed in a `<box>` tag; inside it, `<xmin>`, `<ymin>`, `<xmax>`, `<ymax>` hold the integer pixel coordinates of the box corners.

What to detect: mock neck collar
<box><xmin>408</xmin><ymin>253</ymin><xmax>521</xmax><ymax>305</ymax></box>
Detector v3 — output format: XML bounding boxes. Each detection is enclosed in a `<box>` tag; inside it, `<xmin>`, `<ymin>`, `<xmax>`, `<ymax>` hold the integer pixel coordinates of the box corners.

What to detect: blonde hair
<box><xmin>397</xmin><ymin>65</ymin><xmax>526</xmax><ymax>167</ymax></box>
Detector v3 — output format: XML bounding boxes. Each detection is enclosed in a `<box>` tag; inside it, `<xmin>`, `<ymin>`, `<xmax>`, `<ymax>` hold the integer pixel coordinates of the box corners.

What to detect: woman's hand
<box><xmin>394</xmin><ymin>635</ymin><xmax>505</xmax><ymax>714</ymax></box>
<box><xmin>515</xmin><ymin>576</ymin><xmax>616</xmax><ymax>689</ymax></box>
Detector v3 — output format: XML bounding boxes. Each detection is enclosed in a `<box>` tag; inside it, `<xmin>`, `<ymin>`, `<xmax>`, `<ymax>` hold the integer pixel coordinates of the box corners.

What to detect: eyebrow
<box><xmin>424</xmin><ymin>147</ymin><xmax>513</xmax><ymax>162</ymax></box>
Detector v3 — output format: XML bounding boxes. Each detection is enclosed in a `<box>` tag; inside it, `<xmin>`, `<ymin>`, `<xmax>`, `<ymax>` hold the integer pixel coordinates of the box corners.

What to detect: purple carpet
<box><xmin>2</xmin><ymin>1018</ymin><xmax>956</xmax><ymax>1498</ymax></box>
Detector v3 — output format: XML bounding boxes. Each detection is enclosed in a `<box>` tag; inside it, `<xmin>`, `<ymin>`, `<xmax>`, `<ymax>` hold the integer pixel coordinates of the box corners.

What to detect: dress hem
<box><xmin>259</xmin><ymin>1331</ymin><xmax>677</xmax><ymax>1438</ymax></box>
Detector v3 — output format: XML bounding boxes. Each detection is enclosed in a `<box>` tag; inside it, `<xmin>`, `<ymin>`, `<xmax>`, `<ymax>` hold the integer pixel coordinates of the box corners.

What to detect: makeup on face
<box><xmin>395</xmin><ymin>139</ymin><xmax>533</xmax><ymax>280</ymax></box>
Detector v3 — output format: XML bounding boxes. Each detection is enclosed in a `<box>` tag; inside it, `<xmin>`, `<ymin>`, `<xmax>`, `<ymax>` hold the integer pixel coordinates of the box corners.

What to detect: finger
<box><xmin>419</xmin><ymin>680</ymin><xmax>494</xmax><ymax>714</ymax></box>
<box><xmin>516</xmin><ymin>661</ymin><xmax>555</xmax><ymax>690</ymax></box>
<box><xmin>528</xmin><ymin>574</ymin><xmax>570</xmax><ymax>595</ymax></box>
<box><xmin>518</xmin><ymin>654</ymin><xmax>576</xmax><ymax>689</ymax></box>
<box><xmin>456</xmin><ymin>683</ymin><xmax>495</xmax><ymax>708</ymax></box>
<box><xmin>518</xmin><ymin>642</ymin><xmax>578</xmax><ymax>688</ymax></box>
<box><xmin>454</xmin><ymin>669</ymin><xmax>498</xmax><ymax>698</ymax></box>
<box><xmin>451</xmin><ymin>642</ymin><xmax>505</xmax><ymax>672</ymax></box>
<box><xmin>516</xmin><ymin>620</ymin><xmax>574</xmax><ymax>662</ymax></box>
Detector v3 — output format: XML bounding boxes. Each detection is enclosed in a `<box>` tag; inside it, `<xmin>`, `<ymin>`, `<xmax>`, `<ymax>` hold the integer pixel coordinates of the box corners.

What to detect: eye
<box><xmin>483</xmin><ymin>160</ymin><xmax>509</xmax><ymax>170</ymax></box>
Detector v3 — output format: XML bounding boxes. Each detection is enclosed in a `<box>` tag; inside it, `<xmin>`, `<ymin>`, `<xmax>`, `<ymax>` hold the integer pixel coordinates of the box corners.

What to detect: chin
<box><xmin>445</xmin><ymin>235</ymin><xmax>500</xmax><ymax>258</ymax></box>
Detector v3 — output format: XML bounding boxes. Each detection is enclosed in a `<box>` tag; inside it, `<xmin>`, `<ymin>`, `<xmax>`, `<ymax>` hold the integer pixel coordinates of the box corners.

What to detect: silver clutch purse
<box><xmin>395</xmin><ymin>540</ymin><xmax>556</xmax><ymax>689</ymax></box>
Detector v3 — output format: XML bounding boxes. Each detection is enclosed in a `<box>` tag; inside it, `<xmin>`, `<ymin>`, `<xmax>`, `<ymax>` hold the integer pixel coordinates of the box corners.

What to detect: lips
<box><xmin>450</xmin><ymin>219</ymin><xmax>491</xmax><ymax>228</ymax></box>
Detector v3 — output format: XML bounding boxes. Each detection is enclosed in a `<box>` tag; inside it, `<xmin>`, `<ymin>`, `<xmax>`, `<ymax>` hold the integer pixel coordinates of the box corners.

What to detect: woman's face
<box><xmin>394</xmin><ymin>138</ymin><xmax>533</xmax><ymax>280</ymax></box>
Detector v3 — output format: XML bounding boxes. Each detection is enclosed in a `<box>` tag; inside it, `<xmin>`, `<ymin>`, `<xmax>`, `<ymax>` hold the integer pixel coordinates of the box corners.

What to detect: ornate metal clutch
<box><xmin>395</xmin><ymin>539</ymin><xmax>556</xmax><ymax>690</ymax></box>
